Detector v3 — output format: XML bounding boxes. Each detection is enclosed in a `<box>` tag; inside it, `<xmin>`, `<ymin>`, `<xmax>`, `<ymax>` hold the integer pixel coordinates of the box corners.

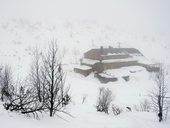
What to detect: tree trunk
<box><xmin>50</xmin><ymin>94</ymin><xmax>54</xmax><ymax>117</ymax></box>
<box><xmin>158</xmin><ymin>95</ymin><xmax>163</xmax><ymax>122</ymax></box>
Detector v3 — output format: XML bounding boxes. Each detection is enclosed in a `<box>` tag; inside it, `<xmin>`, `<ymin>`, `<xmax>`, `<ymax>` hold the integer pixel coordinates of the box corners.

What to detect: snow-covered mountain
<box><xmin>0</xmin><ymin>18</ymin><xmax>170</xmax><ymax>77</ymax></box>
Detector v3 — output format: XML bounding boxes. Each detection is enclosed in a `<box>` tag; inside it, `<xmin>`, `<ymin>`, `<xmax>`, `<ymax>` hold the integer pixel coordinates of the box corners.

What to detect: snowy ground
<box><xmin>0</xmin><ymin>67</ymin><xmax>170</xmax><ymax>128</ymax></box>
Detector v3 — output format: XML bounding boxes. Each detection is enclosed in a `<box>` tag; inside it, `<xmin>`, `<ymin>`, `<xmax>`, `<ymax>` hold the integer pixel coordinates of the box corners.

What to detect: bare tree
<box><xmin>0</xmin><ymin>65</ymin><xmax>13</xmax><ymax>102</ymax></box>
<box><xmin>29</xmin><ymin>46</ymin><xmax>43</xmax><ymax>102</ymax></box>
<box><xmin>42</xmin><ymin>41</ymin><xmax>69</xmax><ymax>117</ymax></box>
<box><xmin>149</xmin><ymin>64</ymin><xmax>169</xmax><ymax>122</ymax></box>
<box><xmin>2</xmin><ymin>42</ymin><xmax>71</xmax><ymax>118</ymax></box>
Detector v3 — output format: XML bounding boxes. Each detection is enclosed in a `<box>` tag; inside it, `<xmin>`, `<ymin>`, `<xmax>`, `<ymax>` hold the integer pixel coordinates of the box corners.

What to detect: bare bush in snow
<box><xmin>134</xmin><ymin>99</ymin><xmax>151</xmax><ymax>112</ymax></box>
<box><xmin>3</xmin><ymin>83</ymin><xmax>45</xmax><ymax>119</ymax></box>
<box><xmin>140</xmin><ymin>99</ymin><xmax>151</xmax><ymax>112</ymax></box>
<box><xmin>0</xmin><ymin>65</ymin><xmax>13</xmax><ymax>102</ymax></box>
<box><xmin>96</xmin><ymin>87</ymin><xmax>112</xmax><ymax>114</ymax></box>
<box><xmin>112</xmin><ymin>104</ymin><xmax>123</xmax><ymax>116</ymax></box>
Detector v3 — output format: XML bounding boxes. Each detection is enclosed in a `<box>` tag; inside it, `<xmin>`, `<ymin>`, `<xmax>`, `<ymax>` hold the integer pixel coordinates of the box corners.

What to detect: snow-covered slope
<box><xmin>0</xmin><ymin>18</ymin><xmax>170</xmax><ymax>78</ymax></box>
<box><xmin>0</xmin><ymin>67</ymin><xmax>170</xmax><ymax>128</ymax></box>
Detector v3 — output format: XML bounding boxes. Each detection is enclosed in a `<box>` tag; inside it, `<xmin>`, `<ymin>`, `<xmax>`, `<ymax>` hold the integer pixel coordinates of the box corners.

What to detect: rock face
<box><xmin>74</xmin><ymin>46</ymin><xmax>160</xmax><ymax>78</ymax></box>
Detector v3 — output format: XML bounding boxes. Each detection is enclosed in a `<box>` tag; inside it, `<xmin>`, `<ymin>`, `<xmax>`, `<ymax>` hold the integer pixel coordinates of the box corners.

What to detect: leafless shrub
<box><xmin>0</xmin><ymin>65</ymin><xmax>13</xmax><ymax>102</ymax></box>
<box><xmin>134</xmin><ymin>99</ymin><xmax>151</xmax><ymax>112</ymax></box>
<box><xmin>112</xmin><ymin>104</ymin><xmax>123</xmax><ymax>115</ymax></box>
<box><xmin>3</xmin><ymin>82</ymin><xmax>45</xmax><ymax>119</ymax></box>
<box><xmin>149</xmin><ymin>64</ymin><xmax>170</xmax><ymax>122</ymax></box>
<box><xmin>96</xmin><ymin>87</ymin><xmax>112</xmax><ymax>114</ymax></box>
<box><xmin>140</xmin><ymin>99</ymin><xmax>151</xmax><ymax>112</ymax></box>
<box><xmin>133</xmin><ymin>104</ymin><xmax>139</xmax><ymax>112</ymax></box>
<box><xmin>62</xmin><ymin>86</ymin><xmax>71</xmax><ymax>106</ymax></box>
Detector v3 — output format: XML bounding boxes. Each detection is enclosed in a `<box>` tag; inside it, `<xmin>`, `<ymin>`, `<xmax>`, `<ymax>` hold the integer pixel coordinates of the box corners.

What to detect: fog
<box><xmin>0</xmin><ymin>0</ymin><xmax>170</xmax><ymax>32</ymax></box>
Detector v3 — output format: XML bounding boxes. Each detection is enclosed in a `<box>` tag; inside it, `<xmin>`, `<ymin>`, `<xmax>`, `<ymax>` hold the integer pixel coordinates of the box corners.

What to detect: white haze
<box><xmin>0</xmin><ymin>0</ymin><xmax>170</xmax><ymax>76</ymax></box>
<box><xmin>0</xmin><ymin>0</ymin><xmax>170</xmax><ymax>31</ymax></box>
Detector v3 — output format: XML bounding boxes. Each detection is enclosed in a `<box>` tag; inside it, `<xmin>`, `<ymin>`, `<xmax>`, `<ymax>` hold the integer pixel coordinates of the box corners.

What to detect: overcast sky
<box><xmin>0</xmin><ymin>0</ymin><xmax>170</xmax><ymax>32</ymax></box>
